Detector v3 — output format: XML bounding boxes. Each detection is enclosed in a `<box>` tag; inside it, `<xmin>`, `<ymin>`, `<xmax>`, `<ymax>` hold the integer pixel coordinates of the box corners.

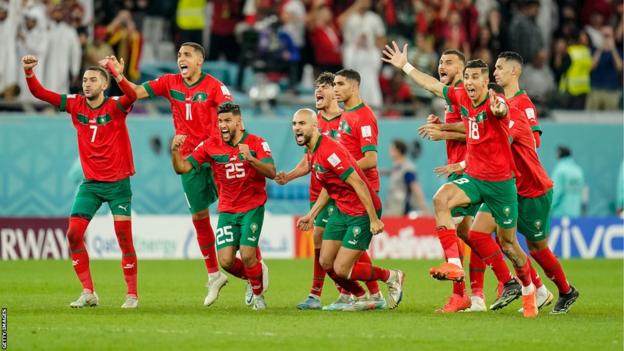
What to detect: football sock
<box><xmin>310</xmin><ymin>248</ymin><xmax>325</xmax><ymax>297</ymax></box>
<box><xmin>348</xmin><ymin>262</ymin><xmax>391</xmax><ymax>282</ymax></box>
<box><xmin>224</xmin><ymin>257</ymin><xmax>247</xmax><ymax>280</ymax></box>
<box><xmin>67</xmin><ymin>217</ymin><xmax>93</xmax><ymax>292</ymax></box>
<box><xmin>467</xmin><ymin>231</ymin><xmax>513</xmax><ymax>284</ymax></box>
<box><xmin>326</xmin><ymin>269</ymin><xmax>366</xmax><ymax>298</ymax></box>
<box><xmin>529</xmin><ymin>260</ymin><xmax>544</xmax><ymax>288</ymax></box>
<box><xmin>244</xmin><ymin>260</ymin><xmax>263</xmax><ymax>295</ymax></box>
<box><xmin>453</xmin><ymin>240</ymin><xmax>466</xmax><ymax>296</ymax></box>
<box><xmin>357</xmin><ymin>251</ymin><xmax>380</xmax><ymax>294</ymax></box>
<box><xmin>436</xmin><ymin>227</ymin><xmax>461</xmax><ymax>266</ymax></box>
<box><xmin>469</xmin><ymin>249</ymin><xmax>486</xmax><ymax>298</ymax></box>
<box><xmin>531</xmin><ymin>247</ymin><xmax>571</xmax><ymax>294</ymax></box>
<box><xmin>193</xmin><ymin>217</ymin><xmax>219</xmax><ymax>274</ymax></box>
<box><xmin>114</xmin><ymin>220</ymin><xmax>138</xmax><ymax>297</ymax></box>
<box><xmin>514</xmin><ymin>258</ymin><xmax>533</xmax><ymax>288</ymax></box>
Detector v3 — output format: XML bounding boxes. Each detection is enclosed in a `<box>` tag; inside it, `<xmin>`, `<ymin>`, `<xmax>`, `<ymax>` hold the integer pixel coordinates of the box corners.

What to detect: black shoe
<box><xmin>551</xmin><ymin>285</ymin><xmax>579</xmax><ymax>314</ymax></box>
<box><xmin>490</xmin><ymin>279</ymin><xmax>522</xmax><ymax>310</ymax></box>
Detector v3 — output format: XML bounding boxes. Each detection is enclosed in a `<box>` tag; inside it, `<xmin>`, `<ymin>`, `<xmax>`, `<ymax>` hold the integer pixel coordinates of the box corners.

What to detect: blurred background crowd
<box><xmin>0</xmin><ymin>0</ymin><xmax>622</xmax><ymax>117</ymax></box>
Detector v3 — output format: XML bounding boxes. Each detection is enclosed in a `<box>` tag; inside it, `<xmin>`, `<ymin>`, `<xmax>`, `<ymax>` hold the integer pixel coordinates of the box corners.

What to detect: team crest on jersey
<box><xmin>313</xmin><ymin>163</ymin><xmax>326</xmax><ymax>173</ymax></box>
<box><xmin>327</xmin><ymin>206</ymin><xmax>334</xmax><ymax>216</ymax></box>
<box><xmin>474</xmin><ymin>112</ymin><xmax>487</xmax><ymax>123</ymax></box>
<box><xmin>192</xmin><ymin>92</ymin><xmax>208</xmax><ymax>102</ymax></box>
<box><xmin>250</xmin><ymin>223</ymin><xmax>258</xmax><ymax>234</ymax></box>
<box><xmin>339</xmin><ymin>120</ymin><xmax>352</xmax><ymax>135</ymax></box>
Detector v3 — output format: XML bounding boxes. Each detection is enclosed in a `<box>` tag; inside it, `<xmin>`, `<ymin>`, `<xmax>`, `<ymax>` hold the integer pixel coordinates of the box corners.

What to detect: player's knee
<box><xmin>240</xmin><ymin>251</ymin><xmax>257</xmax><ymax>267</ymax></box>
<box><xmin>218</xmin><ymin>254</ymin><xmax>234</xmax><ymax>271</ymax></box>
<box><xmin>432</xmin><ymin>188</ymin><xmax>451</xmax><ymax>211</ymax></box>
<box><xmin>191</xmin><ymin>209</ymin><xmax>210</xmax><ymax>221</ymax></box>
<box><xmin>333</xmin><ymin>262</ymin><xmax>350</xmax><ymax>279</ymax></box>
<box><xmin>527</xmin><ymin>239</ymin><xmax>547</xmax><ymax>252</ymax></box>
<box><xmin>319</xmin><ymin>256</ymin><xmax>334</xmax><ymax>272</ymax></box>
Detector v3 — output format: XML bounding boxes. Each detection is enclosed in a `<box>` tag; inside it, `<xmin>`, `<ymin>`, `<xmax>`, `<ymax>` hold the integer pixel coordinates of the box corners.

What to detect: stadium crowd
<box><xmin>0</xmin><ymin>0</ymin><xmax>622</xmax><ymax>116</ymax></box>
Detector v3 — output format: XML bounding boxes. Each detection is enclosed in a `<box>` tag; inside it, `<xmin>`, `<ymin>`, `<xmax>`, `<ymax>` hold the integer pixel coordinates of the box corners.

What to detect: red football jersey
<box><xmin>189</xmin><ymin>132</ymin><xmax>273</xmax><ymax>213</ymax></box>
<box><xmin>508</xmin><ymin>107</ymin><xmax>554</xmax><ymax>198</ymax></box>
<box><xmin>337</xmin><ymin>103</ymin><xmax>380</xmax><ymax>192</ymax></box>
<box><xmin>442</xmin><ymin>87</ymin><xmax>515</xmax><ymax>181</ymax></box>
<box><xmin>60</xmin><ymin>94</ymin><xmax>135</xmax><ymax>182</ymax></box>
<box><xmin>508</xmin><ymin>90</ymin><xmax>541</xmax><ymax>138</ymax></box>
<box><xmin>143</xmin><ymin>73</ymin><xmax>232</xmax><ymax>156</ymax></box>
<box><xmin>308</xmin><ymin>135</ymin><xmax>382</xmax><ymax>217</ymax></box>
<box><xmin>309</xmin><ymin>111</ymin><xmax>342</xmax><ymax>202</ymax></box>
<box><xmin>443</xmin><ymin>81</ymin><xmax>467</xmax><ymax>165</ymax></box>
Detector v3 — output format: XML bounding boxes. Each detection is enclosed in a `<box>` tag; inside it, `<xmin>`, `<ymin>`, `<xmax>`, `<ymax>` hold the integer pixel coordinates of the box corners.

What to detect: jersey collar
<box><xmin>184</xmin><ymin>73</ymin><xmax>206</xmax><ymax>88</ymax></box>
<box><xmin>473</xmin><ymin>93</ymin><xmax>489</xmax><ymax>108</ymax></box>
<box><xmin>454</xmin><ymin>80</ymin><xmax>463</xmax><ymax>86</ymax></box>
<box><xmin>228</xmin><ymin>130</ymin><xmax>249</xmax><ymax>147</ymax></box>
<box><xmin>321</xmin><ymin>113</ymin><xmax>342</xmax><ymax>122</ymax></box>
<box><xmin>86</xmin><ymin>96</ymin><xmax>108</xmax><ymax>110</ymax></box>
<box><xmin>345</xmin><ymin>102</ymin><xmax>365</xmax><ymax>112</ymax></box>
<box><xmin>514</xmin><ymin>89</ymin><xmax>526</xmax><ymax>97</ymax></box>
<box><xmin>312</xmin><ymin>135</ymin><xmax>323</xmax><ymax>153</ymax></box>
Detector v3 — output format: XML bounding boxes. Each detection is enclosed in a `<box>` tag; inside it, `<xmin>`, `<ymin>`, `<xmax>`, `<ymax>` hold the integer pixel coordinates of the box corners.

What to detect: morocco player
<box><xmin>383</xmin><ymin>41</ymin><xmax>538</xmax><ymax>318</ymax></box>
<box><xmin>22</xmin><ymin>55</ymin><xmax>139</xmax><ymax>308</ymax></box>
<box><xmin>293</xmin><ymin>109</ymin><xmax>405</xmax><ymax>311</ymax></box>
<box><xmin>417</xmin><ymin>50</ymin><xmax>522</xmax><ymax>313</ymax></box>
<box><xmin>172</xmin><ymin>102</ymin><xmax>275</xmax><ymax>310</ymax></box>
<box><xmin>107</xmin><ymin>43</ymin><xmax>252</xmax><ymax>305</ymax></box>
<box><xmin>275</xmin><ymin>72</ymin><xmax>348</xmax><ymax>310</ymax></box>
<box><xmin>493</xmin><ymin>52</ymin><xmax>579</xmax><ymax>313</ymax></box>
<box><xmin>331</xmin><ymin>69</ymin><xmax>386</xmax><ymax>310</ymax></box>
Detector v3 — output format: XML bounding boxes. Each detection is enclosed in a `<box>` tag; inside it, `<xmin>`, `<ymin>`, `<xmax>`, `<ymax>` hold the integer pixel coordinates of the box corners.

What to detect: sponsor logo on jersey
<box><xmin>361</xmin><ymin>125</ymin><xmax>372</xmax><ymax>138</ymax></box>
<box><xmin>525</xmin><ymin>108</ymin><xmax>536</xmax><ymax>120</ymax></box>
<box><xmin>327</xmin><ymin>153</ymin><xmax>341</xmax><ymax>167</ymax></box>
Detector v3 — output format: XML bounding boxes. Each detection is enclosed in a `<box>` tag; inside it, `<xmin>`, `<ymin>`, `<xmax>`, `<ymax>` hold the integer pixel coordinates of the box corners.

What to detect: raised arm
<box><xmin>171</xmin><ymin>135</ymin><xmax>193</xmax><ymax>174</ymax></box>
<box><xmin>382</xmin><ymin>41</ymin><xmax>446</xmax><ymax>98</ymax></box>
<box><xmin>104</xmin><ymin>55</ymin><xmax>150</xmax><ymax>99</ymax></box>
<box><xmin>100</xmin><ymin>58</ymin><xmax>136</xmax><ymax>109</ymax></box>
<box><xmin>275</xmin><ymin>155</ymin><xmax>309</xmax><ymax>185</ymax></box>
<box><xmin>22</xmin><ymin>55</ymin><xmax>61</xmax><ymax>106</ymax></box>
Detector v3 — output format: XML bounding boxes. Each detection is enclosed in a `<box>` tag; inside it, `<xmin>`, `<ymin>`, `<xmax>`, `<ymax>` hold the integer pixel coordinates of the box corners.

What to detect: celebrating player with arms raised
<box><xmin>383</xmin><ymin>41</ymin><xmax>539</xmax><ymax>318</ymax></box>
<box><xmin>22</xmin><ymin>54</ymin><xmax>139</xmax><ymax>308</ymax></box>
<box><xmin>172</xmin><ymin>102</ymin><xmax>275</xmax><ymax>310</ymax></box>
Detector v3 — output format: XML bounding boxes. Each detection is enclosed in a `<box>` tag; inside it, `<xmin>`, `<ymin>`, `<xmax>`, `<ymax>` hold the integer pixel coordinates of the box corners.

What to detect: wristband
<box><xmin>25</xmin><ymin>68</ymin><xmax>34</xmax><ymax>78</ymax></box>
<box><xmin>402</xmin><ymin>62</ymin><xmax>415</xmax><ymax>75</ymax></box>
<box><xmin>105</xmin><ymin>60</ymin><xmax>121</xmax><ymax>79</ymax></box>
<box><xmin>459</xmin><ymin>161</ymin><xmax>466</xmax><ymax>169</ymax></box>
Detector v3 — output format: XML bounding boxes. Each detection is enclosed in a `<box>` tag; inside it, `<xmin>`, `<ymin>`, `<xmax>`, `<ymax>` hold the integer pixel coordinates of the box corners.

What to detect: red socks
<box><xmin>357</xmin><ymin>251</ymin><xmax>380</xmax><ymax>294</ymax></box>
<box><xmin>531</xmin><ymin>247</ymin><xmax>571</xmax><ymax>293</ymax></box>
<box><xmin>223</xmin><ymin>257</ymin><xmax>247</xmax><ymax>279</ymax></box>
<box><xmin>326</xmin><ymin>269</ymin><xmax>366</xmax><ymax>298</ymax></box>
<box><xmin>67</xmin><ymin>217</ymin><xmax>93</xmax><ymax>292</ymax></box>
<box><xmin>514</xmin><ymin>258</ymin><xmax>533</xmax><ymax>287</ymax></box>
<box><xmin>453</xmin><ymin>240</ymin><xmax>466</xmax><ymax>296</ymax></box>
<box><xmin>467</xmin><ymin>231</ymin><xmax>513</xmax><ymax>284</ymax></box>
<box><xmin>310</xmin><ymin>248</ymin><xmax>325</xmax><ymax>297</ymax></box>
<box><xmin>244</xmin><ymin>261</ymin><xmax>264</xmax><ymax>295</ymax></box>
<box><xmin>193</xmin><ymin>217</ymin><xmax>219</xmax><ymax>274</ymax></box>
<box><xmin>436</xmin><ymin>227</ymin><xmax>460</xmax><ymax>261</ymax></box>
<box><xmin>114</xmin><ymin>220</ymin><xmax>138</xmax><ymax>296</ymax></box>
<box><xmin>469</xmin><ymin>249</ymin><xmax>486</xmax><ymax>297</ymax></box>
<box><xmin>348</xmin><ymin>262</ymin><xmax>391</xmax><ymax>282</ymax></box>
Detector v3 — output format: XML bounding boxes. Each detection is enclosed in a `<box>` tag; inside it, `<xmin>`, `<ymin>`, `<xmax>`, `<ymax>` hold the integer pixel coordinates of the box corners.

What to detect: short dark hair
<box><xmin>498</xmin><ymin>51</ymin><xmax>524</xmax><ymax>65</ymax></box>
<box><xmin>217</xmin><ymin>101</ymin><xmax>241</xmax><ymax>116</ymax></box>
<box><xmin>315</xmin><ymin>72</ymin><xmax>335</xmax><ymax>87</ymax></box>
<box><xmin>464</xmin><ymin>59</ymin><xmax>489</xmax><ymax>75</ymax></box>
<box><xmin>180</xmin><ymin>42</ymin><xmax>205</xmax><ymax>59</ymax></box>
<box><xmin>557</xmin><ymin>145</ymin><xmax>571</xmax><ymax>158</ymax></box>
<box><xmin>392</xmin><ymin>139</ymin><xmax>408</xmax><ymax>155</ymax></box>
<box><xmin>441</xmin><ymin>49</ymin><xmax>466</xmax><ymax>64</ymax></box>
<box><xmin>335</xmin><ymin>69</ymin><xmax>360</xmax><ymax>85</ymax></box>
<box><xmin>85</xmin><ymin>66</ymin><xmax>110</xmax><ymax>83</ymax></box>
<box><xmin>488</xmin><ymin>83</ymin><xmax>505</xmax><ymax>94</ymax></box>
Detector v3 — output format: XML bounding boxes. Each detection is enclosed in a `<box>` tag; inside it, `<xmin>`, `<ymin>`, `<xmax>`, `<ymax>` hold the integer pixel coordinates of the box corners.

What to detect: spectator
<box><xmin>308</xmin><ymin>4</ymin><xmax>342</xmax><ymax>76</ymax></box>
<box><xmin>280</xmin><ymin>0</ymin><xmax>306</xmax><ymax>84</ymax></box>
<box><xmin>585</xmin><ymin>12</ymin><xmax>605</xmax><ymax>48</ymax></box>
<box><xmin>559</xmin><ymin>30</ymin><xmax>592</xmax><ymax>110</ymax></box>
<box><xmin>550</xmin><ymin>37</ymin><xmax>568</xmax><ymax>85</ymax></box>
<box><xmin>174</xmin><ymin>0</ymin><xmax>206</xmax><ymax>49</ymax></box>
<box><xmin>340</xmin><ymin>0</ymin><xmax>384</xmax><ymax>108</ymax></box>
<box><xmin>587</xmin><ymin>26</ymin><xmax>623</xmax><ymax>110</ymax></box>
<box><xmin>208</xmin><ymin>0</ymin><xmax>243</xmax><ymax>62</ymax></box>
<box><xmin>0</xmin><ymin>0</ymin><xmax>20</xmax><ymax>99</ymax></box>
<box><xmin>384</xmin><ymin>139</ymin><xmax>430</xmax><ymax>216</ymax></box>
<box><xmin>485</xmin><ymin>7</ymin><xmax>506</xmax><ymax>55</ymax></box>
<box><xmin>106</xmin><ymin>10</ymin><xmax>142</xmax><ymax>82</ymax></box>
<box><xmin>17</xmin><ymin>4</ymin><xmax>48</xmax><ymax>102</ymax></box>
<box><xmin>440</xmin><ymin>10</ymin><xmax>471</xmax><ymax>58</ymax></box>
<box><xmin>520</xmin><ymin>48</ymin><xmax>556</xmax><ymax>111</ymax></box>
<box><xmin>551</xmin><ymin>146</ymin><xmax>585</xmax><ymax>218</ymax></box>
<box><xmin>84</xmin><ymin>26</ymin><xmax>114</xmax><ymax>69</ymax></box>
<box><xmin>407</xmin><ymin>33</ymin><xmax>437</xmax><ymax>107</ymax></box>
<box><xmin>379</xmin><ymin>69</ymin><xmax>413</xmax><ymax>118</ymax></box>
<box><xmin>509</xmin><ymin>0</ymin><xmax>543</xmax><ymax>64</ymax></box>
<box><xmin>43</xmin><ymin>5</ymin><xmax>81</xmax><ymax>95</ymax></box>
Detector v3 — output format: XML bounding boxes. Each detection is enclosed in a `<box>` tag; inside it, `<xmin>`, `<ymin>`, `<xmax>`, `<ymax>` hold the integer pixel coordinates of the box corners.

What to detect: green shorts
<box><xmin>215</xmin><ymin>206</ymin><xmax>265</xmax><ymax>250</ymax></box>
<box><xmin>517</xmin><ymin>189</ymin><xmax>553</xmax><ymax>241</ymax></box>
<box><xmin>181</xmin><ymin>163</ymin><xmax>219</xmax><ymax>214</ymax></box>
<box><xmin>310</xmin><ymin>199</ymin><xmax>337</xmax><ymax>228</ymax></box>
<box><xmin>452</xmin><ymin>174</ymin><xmax>518</xmax><ymax>229</ymax></box>
<box><xmin>70</xmin><ymin>178</ymin><xmax>132</xmax><ymax>219</ymax></box>
<box><xmin>323</xmin><ymin>207</ymin><xmax>382</xmax><ymax>251</ymax></box>
<box><xmin>448</xmin><ymin>173</ymin><xmax>480</xmax><ymax>218</ymax></box>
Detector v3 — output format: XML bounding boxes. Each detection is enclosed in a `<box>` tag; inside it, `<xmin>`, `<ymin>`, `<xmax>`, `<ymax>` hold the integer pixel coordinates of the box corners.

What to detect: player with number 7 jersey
<box><xmin>22</xmin><ymin>54</ymin><xmax>140</xmax><ymax>309</ymax></box>
<box><xmin>172</xmin><ymin>102</ymin><xmax>276</xmax><ymax>310</ymax></box>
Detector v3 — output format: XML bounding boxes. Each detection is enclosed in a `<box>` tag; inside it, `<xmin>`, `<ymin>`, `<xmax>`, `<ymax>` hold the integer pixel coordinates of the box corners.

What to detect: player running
<box><xmin>383</xmin><ymin>41</ymin><xmax>539</xmax><ymax>318</ymax></box>
<box><xmin>22</xmin><ymin>55</ymin><xmax>139</xmax><ymax>308</ymax></box>
<box><xmin>172</xmin><ymin>102</ymin><xmax>275</xmax><ymax>310</ymax></box>
<box><xmin>106</xmin><ymin>42</ymin><xmax>257</xmax><ymax>306</ymax></box>
<box><xmin>275</xmin><ymin>72</ymin><xmax>349</xmax><ymax>310</ymax></box>
<box><xmin>416</xmin><ymin>50</ymin><xmax>522</xmax><ymax>313</ymax></box>
<box><xmin>293</xmin><ymin>109</ymin><xmax>405</xmax><ymax>311</ymax></box>
<box><xmin>493</xmin><ymin>52</ymin><xmax>578</xmax><ymax>313</ymax></box>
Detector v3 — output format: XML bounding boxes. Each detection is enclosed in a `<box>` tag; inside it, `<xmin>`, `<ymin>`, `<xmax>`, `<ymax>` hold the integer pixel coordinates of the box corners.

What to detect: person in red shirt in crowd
<box><xmin>308</xmin><ymin>3</ymin><xmax>343</xmax><ymax>75</ymax></box>
<box><xmin>208</xmin><ymin>0</ymin><xmax>244</xmax><ymax>62</ymax></box>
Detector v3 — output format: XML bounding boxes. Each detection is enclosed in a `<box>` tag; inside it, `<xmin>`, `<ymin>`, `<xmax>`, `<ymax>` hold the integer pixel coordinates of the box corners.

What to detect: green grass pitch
<box><xmin>1</xmin><ymin>259</ymin><xmax>622</xmax><ymax>350</ymax></box>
